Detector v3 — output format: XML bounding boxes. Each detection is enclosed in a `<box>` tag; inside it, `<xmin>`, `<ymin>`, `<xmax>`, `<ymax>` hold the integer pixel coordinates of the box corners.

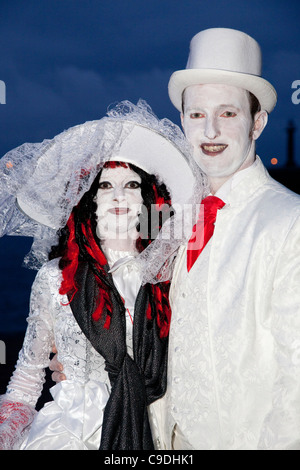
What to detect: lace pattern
<box><xmin>0</xmin><ymin>100</ymin><xmax>208</xmax><ymax>280</ymax></box>
<box><xmin>0</xmin><ymin>398</ymin><xmax>36</xmax><ymax>450</ymax></box>
<box><xmin>0</xmin><ymin>259</ymin><xmax>114</xmax><ymax>449</ymax></box>
<box><xmin>0</xmin><ymin>251</ymin><xmax>149</xmax><ymax>448</ymax></box>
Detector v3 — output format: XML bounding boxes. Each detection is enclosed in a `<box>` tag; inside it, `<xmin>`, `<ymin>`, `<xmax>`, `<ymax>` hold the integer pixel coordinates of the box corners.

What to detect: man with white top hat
<box><xmin>151</xmin><ymin>28</ymin><xmax>300</xmax><ymax>450</ymax></box>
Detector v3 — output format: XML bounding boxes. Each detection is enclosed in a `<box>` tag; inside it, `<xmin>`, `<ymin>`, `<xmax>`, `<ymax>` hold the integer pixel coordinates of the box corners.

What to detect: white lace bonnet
<box><xmin>0</xmin><ymin>100</ymin><xmax>207</xmax><ymax>281</ymax></box>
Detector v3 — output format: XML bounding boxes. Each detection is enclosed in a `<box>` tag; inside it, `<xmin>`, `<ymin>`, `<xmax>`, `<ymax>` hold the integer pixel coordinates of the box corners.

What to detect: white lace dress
<box><xmin>0</xmin><ymin>249</ymin><xmax>142</xmax><ymax>450</ymax></box>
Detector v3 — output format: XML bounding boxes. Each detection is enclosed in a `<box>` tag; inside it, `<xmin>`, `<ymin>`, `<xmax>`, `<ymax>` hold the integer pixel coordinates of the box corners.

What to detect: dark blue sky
<box><xmin>0</xmin><ymin>0</ymin><xmax>299</xmax><ymax>332</ymax></box>
<box><xmin>0</xmin><ymin>0</ymin><xmax>299</xmax><ymax>166</ymax></box>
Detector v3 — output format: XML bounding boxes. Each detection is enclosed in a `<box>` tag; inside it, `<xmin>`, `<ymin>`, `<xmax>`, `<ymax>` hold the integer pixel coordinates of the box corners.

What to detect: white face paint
<box><xmin>95</xmin><ymin>165</ymin><xmax>143</xmax><ymax>243</ymax></box>
<box><xmin>181</xmin><ymin>84</ymin><xmax>260</xmax><ymax>181</ymax></box>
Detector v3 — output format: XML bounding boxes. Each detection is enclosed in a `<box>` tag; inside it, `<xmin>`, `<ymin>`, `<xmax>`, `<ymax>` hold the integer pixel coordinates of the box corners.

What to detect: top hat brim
<box><xmin>168</xmin><ymin>68</ymin><xmax>277</xmax><ymax>114</ymax></box>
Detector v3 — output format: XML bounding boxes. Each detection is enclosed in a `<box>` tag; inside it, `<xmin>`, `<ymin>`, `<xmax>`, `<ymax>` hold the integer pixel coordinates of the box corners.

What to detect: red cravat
<box><xmin>186</xmin><ymin>196</ymin><xmax>225</xmax><ymax>272</ymax></box>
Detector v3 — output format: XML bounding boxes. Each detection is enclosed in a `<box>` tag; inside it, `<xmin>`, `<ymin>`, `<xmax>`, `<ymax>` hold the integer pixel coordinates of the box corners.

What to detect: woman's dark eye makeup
<box><xmin>99</xmin><ymin>180</ymin><xmax>141</xmax><ymax>190</ymax></box>
<box><xmin>99</xmin><ymin>181</ymin><xmax>112</xmax><ymax>189</ymax></box>
<box><xmin>125</xmin><ymin>181</ymin><xmax>141</xmax><ymax>189</ymax></box>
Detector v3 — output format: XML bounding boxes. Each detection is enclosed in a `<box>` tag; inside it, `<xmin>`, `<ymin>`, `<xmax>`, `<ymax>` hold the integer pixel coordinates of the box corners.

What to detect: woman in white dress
<box><xmin>0</xmin><ymin>100</ymin><xmax>204</xmax><ymax>450</ymax></box>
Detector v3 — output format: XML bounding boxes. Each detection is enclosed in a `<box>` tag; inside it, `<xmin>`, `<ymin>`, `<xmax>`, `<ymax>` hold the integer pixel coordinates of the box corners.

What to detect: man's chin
<box><xmin>199</xmin><ymin>164</ymin><xmax>238</xmax><ymax>182</ymax></box>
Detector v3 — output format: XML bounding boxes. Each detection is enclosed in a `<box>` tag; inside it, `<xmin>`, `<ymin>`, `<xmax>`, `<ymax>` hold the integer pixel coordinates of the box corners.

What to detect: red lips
<box><xmin>108</xmin><ymin>207</ymin><xmax>129</xmax><ymax>215</ymax></box>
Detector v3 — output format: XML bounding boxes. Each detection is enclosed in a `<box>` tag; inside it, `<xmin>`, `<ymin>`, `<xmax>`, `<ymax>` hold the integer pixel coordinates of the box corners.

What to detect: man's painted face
<box><xmin>181</xmin><ymin>84</ymin><xmax>256</xmax><ymax>179</ymax></box>
<box><xmin>95</xmin><ymin>165</ymin><xmax>143</xmax><ymax>241</ymax></box>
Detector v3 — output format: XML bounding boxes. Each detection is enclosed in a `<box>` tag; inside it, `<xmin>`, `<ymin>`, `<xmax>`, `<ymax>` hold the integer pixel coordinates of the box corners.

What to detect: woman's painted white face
<box><xmin>95</xmin><ymin>165</ymin><xmax>143</xmax><ymax>241</ymax></box>
<box><xmin>181</xmin><ymin>84</ymin><xmax>258</xmax><ymax>179</ymax></box>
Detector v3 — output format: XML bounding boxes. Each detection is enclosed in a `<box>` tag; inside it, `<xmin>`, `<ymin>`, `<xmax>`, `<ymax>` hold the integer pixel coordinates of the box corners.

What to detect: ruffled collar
<box><xmin>103</xmin><ymin>247</ymin><xmax>139</xmax><ymax>273</ymax></box>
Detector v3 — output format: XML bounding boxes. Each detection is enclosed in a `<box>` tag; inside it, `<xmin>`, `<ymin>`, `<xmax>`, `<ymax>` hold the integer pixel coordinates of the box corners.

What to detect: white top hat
<box><xmin>168</xmin><ymin>28</ymin><xmax>277</xmax><ymax>113</ymax></box>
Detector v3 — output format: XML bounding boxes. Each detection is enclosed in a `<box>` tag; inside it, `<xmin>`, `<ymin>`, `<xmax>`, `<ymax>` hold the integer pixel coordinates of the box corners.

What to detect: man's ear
<box><xmin>252</xmin><ymin>110</ymin><xmax>268</xmax><ymax>140</ymax></box>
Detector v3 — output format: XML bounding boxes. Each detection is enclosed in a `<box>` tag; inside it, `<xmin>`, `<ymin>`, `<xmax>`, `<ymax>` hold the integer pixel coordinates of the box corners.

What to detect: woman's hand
<box><xmin>49</xmin><ymin>346</ymin><xmax>66</xmax><ymax>383</ymax></box>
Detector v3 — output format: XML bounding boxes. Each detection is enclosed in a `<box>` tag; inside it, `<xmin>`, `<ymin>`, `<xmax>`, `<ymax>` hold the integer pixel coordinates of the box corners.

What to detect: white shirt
<box><xmin>105</xmin><ymin>248</ymin><xmax>142</xmax><ymax>354</ymax></box>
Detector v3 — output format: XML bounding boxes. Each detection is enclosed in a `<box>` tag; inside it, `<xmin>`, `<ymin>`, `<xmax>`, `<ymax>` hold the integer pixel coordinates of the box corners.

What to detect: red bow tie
<box><xmin>186</xmin><ymin>196</ymin><xmax>225</xmax><ymax>272</ymax></box>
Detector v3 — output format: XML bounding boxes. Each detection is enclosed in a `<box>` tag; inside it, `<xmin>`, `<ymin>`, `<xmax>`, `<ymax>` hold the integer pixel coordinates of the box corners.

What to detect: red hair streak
<box><xmin>59</xmin><ymin>212</ymin><xmax>79</xmax><ymax>304</ymax></box>
<box><xmin>82</xmin><ymin>220</ymin><xmax>112</xmax><ymax>328</ymax></box>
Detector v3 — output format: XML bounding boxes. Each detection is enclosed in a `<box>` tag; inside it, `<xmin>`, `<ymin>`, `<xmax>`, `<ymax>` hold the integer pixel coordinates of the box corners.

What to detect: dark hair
<box><xmin>181</xmin><ymin>88</ymin><xmax>261</xmax><ymax>120</ymax></box>
<box><xmin>248</xmin><ymin>91</ymin><xmax>261</xmax><ymax>118</ymax></box>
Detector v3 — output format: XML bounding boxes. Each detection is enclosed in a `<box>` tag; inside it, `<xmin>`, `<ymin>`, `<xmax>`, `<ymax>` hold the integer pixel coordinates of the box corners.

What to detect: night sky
<box><xmin>0</xmin><ymin>0</ymin><xmax>300</xmax><ymax>333</ymax></box>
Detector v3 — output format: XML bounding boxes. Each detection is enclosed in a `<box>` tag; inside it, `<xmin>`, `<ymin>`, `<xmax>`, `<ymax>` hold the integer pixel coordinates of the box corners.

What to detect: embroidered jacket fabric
<box><xmin>151</xmin><ymin>157</ymin><xmax>300</xmax><ymax>450</ymax></box>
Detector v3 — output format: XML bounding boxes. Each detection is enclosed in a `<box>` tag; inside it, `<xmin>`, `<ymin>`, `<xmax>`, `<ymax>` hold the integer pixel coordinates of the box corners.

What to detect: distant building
<box><xmin>0</xmin><ymin>340</ymin><xmax>5</xmax><ymax>364</ymax></box>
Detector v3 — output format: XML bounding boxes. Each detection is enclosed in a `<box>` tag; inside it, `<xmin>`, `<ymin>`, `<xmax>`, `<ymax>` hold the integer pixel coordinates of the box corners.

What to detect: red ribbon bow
<box><xmin>186</xmin><ymin>196</ymin><xmax>225</xmax><ymax>272</ymax></box>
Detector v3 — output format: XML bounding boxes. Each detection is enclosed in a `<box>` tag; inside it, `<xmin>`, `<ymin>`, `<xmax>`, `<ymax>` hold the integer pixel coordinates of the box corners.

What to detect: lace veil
<box><xmin>0</xmin><ymin>100</ymin><xmax>208</xmax><ymax>283</ymax></box>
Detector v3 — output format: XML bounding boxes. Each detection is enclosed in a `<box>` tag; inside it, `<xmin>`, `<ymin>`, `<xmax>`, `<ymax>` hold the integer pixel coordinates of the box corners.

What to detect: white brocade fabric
<box><xmin>1</xmin><ymin>250</ymin><xmax>143</xmax><ymax>450</ymax></box>
<box><xmin>151</xmin><ymin>157</ymin><xmax>300</xmax><ymax>450</ymax></box>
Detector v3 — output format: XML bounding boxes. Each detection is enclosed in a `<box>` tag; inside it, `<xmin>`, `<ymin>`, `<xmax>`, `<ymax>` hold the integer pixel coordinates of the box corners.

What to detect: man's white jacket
<box><xmin>150</xmin><ymin>157</ymin><xmax>300</xmax><ymax>450</ymax></box>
